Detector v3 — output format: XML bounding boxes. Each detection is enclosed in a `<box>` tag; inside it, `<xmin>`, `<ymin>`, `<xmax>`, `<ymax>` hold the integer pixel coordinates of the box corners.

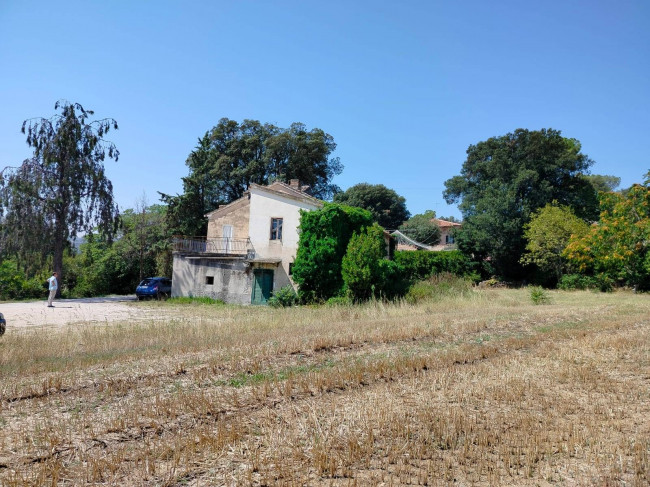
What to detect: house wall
<box><xmin>248</xmin><ymin>188</ymin><xmax>320</xmax><ymax>284</ymax></box>
<box><xmin>172</xmin><ymin>255</ymin><xmax>253</xmax><ymax>305</ymax></box>
<box><xmin>207</xmin><ymin>198</ymin><xmax>250</xmax><ymax>240</ymax></box>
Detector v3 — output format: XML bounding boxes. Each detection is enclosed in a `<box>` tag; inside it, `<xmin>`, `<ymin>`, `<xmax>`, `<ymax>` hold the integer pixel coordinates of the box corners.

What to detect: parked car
<box><xmin>0</xmin><ymin>312</ymin><xmax>6</xmax><ymax>336</ymax></box>
<box><xmin>135</xmin><ymin>277</ymin><xmax>172</xmax><ymax>300</ymax></box>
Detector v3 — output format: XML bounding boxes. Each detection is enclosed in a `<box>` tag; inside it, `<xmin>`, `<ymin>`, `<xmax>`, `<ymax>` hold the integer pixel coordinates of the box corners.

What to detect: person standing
<box><xmin>47</xmin><ymin>272</ymin><xmax>58</xmax><ymax>307</ymax></box>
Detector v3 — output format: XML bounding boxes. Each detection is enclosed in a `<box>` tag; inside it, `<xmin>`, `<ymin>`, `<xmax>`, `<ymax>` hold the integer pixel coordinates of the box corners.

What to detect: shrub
<box><xmin>293</xmin><ymin>203</ymin><xmax>374</xmax><ymax>302</ymax></box>
<box><xmin>404</xmin><ymin>273</ymin><xmax>474</xmax><ymax>304</ymax></box>
<box><xmin>268</xmin><ymin>286</ymin><xmax>298</xmax><ymax>308</ymax></box>
<box><xmin>325</xmin><ymin>295</ymin><xmax>353</xmax><ymax>306</ymax></box>
<box><xmin>394</xmin><ymin>250</ymin><xmax>479</xmax><ymax>283</ymax></box>
<box><xmin>529</xmin><ymin>286</ymin><xmax>550</xmax><ymax>305</ymax></box>
<box><xmin>342</xmin><ymin>224</ymin><xmax>387</xmax><ymax>301</ymax></box>
<box><xmin>558</xmin><ymin>273</ymin><xmax>613</xmax><ymax>292</ymax></box>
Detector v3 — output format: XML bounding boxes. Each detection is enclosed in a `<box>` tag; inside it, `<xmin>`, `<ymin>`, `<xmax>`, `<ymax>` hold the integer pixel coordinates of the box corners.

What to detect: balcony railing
<box><xmin>172</xmin><ymin>236</ymin><xmax>255</xmax><ymax>258</ymax></box>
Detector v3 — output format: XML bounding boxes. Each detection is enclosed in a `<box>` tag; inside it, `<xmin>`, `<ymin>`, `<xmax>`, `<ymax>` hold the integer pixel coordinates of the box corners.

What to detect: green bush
<box><xmin>529</xmin><ymin>286</ymin><xmax>550</xmax><ymax>305</ymax></box>
<box><xmin>394</xmin><ymin>250</ymin><xmax>479</xmax><ymax>283</ymax></box>
<box><xmin>404</xmin><ymin>273</ymin><xmax>474</xmax><ymax>304</ymax></box>
<box><xmin>268</xmin><ymin>286</ymin><xmax>298</xmax><ymax>308</ymax></box>
<box><xmin>341</xmin><ymin>224</ymin><xmax>386</xmax><ymax>301</ymax></box>
<box><xmin>0</xmin><ymin>260</ymin><xmax>46</xmax><ymax>300</ymax></box>
<box><xmin>558</xmin><ymin>273</ymin><xmax>612</xmax><ymax>292</ymax></box>
<box><xmin>293</xmin><ymin>203</ymin><xmax>374</xmax><ymax>302</ymax></box>
<box><xmin>325</xmin><ymin>295</ymin><xmax>353</xmax><ymax>306</ymax></box>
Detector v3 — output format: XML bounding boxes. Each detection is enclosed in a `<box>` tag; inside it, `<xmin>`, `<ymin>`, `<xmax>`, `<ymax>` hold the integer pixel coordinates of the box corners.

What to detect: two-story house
<box><xmin>171</xmin><ymin>180</ymin><xmax>322</xmax><ymax>304</ymax></box>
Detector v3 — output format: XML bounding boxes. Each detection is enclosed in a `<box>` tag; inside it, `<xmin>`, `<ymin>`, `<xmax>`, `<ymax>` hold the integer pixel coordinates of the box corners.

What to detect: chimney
<box><xmin>289</xmin><ymin>179</ymin><xmax>301</xmax><ymax>190</ymax></box>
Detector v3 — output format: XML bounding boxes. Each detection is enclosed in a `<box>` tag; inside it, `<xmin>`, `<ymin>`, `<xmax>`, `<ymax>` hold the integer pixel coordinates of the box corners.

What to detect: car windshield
<box><xmin>139</xmin><ymin>279</ymin><xmax>156</xmax><ymax>286</ymax></box>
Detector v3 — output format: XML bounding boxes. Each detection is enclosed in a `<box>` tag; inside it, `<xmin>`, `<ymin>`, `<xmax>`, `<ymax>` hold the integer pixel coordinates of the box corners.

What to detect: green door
<box><xmin>252</xmin><ymin>269</ymin><xmax>274</xmax><ymax>304</ymax></box>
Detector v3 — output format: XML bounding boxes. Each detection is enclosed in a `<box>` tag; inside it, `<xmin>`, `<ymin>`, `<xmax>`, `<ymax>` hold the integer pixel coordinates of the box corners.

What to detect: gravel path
<box><xmin>0</xmin><ymin>296</ymin><xmax>154</xmax><ymax>331</ymax></box>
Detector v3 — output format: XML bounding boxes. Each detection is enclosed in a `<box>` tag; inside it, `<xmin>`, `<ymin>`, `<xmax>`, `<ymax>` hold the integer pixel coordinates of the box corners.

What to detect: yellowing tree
<box><xmin>564</xmin><ymin>184</ymin><xmax>650</xmax><ymax>290</ymax></box>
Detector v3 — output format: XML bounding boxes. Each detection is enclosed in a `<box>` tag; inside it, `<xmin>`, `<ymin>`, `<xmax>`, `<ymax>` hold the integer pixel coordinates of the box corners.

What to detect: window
<box><xmin>270</xmin><ymin>218</ymin><xmax>283</xmax><ymax>240</ymax></box>
<box><xmin>205</xmin><ymin>276</ymin><xmax>214</xmax><ymax>285</ymax></box>
<box><xmin>445</xmin><ymin>235</ymin><xmax>455</xmax><ymax>244</ymax></box>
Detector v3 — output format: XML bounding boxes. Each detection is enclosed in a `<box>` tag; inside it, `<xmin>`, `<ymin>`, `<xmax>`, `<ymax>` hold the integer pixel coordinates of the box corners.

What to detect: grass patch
<box><xmin>166</xmin><ymin>296</ymin><xmax>226</xmax><ymax>305</ymax></box>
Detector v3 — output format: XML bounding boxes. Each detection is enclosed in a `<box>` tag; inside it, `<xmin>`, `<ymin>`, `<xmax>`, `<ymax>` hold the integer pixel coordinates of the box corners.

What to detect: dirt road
<box><xmin>0</xmin><ymin>296</ymin><xmax>154</xmax><ymax>331</ymax></box>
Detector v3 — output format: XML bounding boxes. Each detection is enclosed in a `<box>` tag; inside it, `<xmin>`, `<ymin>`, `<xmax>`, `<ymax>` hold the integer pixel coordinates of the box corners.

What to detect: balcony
<box><xmin>172</xmin><ymin>236</ymin><xmax>255</xmax><ymax>259</ymax></box>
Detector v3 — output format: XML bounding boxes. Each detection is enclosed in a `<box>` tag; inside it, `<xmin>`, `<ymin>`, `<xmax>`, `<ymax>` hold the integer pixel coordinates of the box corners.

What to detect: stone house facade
<box><xmin>171</xmin><ymin>181</ymin><xmax>322</xmax><ymax>304</ymax></box>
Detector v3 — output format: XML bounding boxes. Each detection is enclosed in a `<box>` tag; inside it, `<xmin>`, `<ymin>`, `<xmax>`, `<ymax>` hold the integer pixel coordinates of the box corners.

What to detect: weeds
<box><xmin>530</xmin><ymin>286</ymin><xmax>551</xmax><ymax>305</ymax></box>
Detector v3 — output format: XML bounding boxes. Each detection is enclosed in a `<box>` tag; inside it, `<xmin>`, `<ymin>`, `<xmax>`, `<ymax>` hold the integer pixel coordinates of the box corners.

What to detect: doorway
<box><xmin>252</xmin><ymin>269</ymin><xmax>274</xmax><ymax>304</ymax></box>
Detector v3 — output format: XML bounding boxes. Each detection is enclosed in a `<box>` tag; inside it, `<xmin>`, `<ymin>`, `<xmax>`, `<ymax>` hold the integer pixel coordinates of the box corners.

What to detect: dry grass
<box><xmin>0</xmin><ymin>289</ymin><xmax>648</xmax><ymax>486</ymax></box>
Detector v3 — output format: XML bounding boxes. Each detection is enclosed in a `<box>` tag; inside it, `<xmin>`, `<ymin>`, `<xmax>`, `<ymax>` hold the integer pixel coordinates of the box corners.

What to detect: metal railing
<box><xmin>172</xmin><ymin>236</ymin><xmax>255</xmax><ymax>258</ymax></box>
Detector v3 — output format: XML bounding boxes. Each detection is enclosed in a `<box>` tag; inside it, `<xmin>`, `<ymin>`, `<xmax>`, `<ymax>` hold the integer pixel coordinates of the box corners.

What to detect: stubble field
<box><xmin>0</xmin><ymin>289</ymin><xmax>648</xmax><ymax>486</ymax></box>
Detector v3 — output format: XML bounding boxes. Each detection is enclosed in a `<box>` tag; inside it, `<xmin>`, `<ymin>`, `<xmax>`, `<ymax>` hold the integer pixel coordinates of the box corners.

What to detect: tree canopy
<box><xmin>443</xmin><ymin>128</ymin><xmax>597</xmax><ymax>279</ymax></box>
<box><xmin>162</xmin><ymin>118</ymin><xmax>343</xmax><ymax>236</ymax></box>
<box><xmin>583</xmin><ymin>174</ymin><xmax>621</xmax><ymax>194</ymax></box>
<box><xmin>564</xmin><ymin>183</ymin><xmax>650</xmax><ymax>290</ymax></box>
<box><xmin>333</xmin><ymin>183</ymin><xmax>409</xmax><ymax>230</ymax></box>
<box><xmin>398</xmin><ymin>210</ymin><xmax>441</xmax><ymax>245</ymax></box>
<box><xmin>0</xmin><ymin>100</ymin><xmax>119</xmax><ymax>285</ymax></box>
<box><xmin>520</xmin><ymin>204</ymin><xmax>590</xmax><ymax>285</ymax></box>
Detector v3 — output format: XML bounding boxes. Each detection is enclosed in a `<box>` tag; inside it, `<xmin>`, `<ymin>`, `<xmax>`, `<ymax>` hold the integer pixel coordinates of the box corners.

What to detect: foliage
<box><xmin>325</xmin><ymin>295</ymin><xmax>353</xmax><ymax>306</ymax></box>
<box><xmin>529</xmin><ymin>286</ymin><xmax>550</xmax><ymax>305</ymax></box>
<box><xmin>162</xmin><ymin>119</ymin><xmax>343</xmax><ymax>236</ymax></box>
<box><xmin>268</xmin><ymin>286</ymin><xmax>298</xmax><ymax>308</ymax></box>
<box><xmin>0</xmin><ymin>100</ymin><xmax>119</xmax><ymax>289</ymax></box>
<box><xmin>341</xmin><ymin>223</ymin><xmax>398</xmax><ymax>301</ymax></box>
<box><xmin>404</xmin><ymin>273</ymin><xmax>474</xmax><ymax>304</ymax></box>
<box><xmin>46</xmin><ymin>203</ymin><xmax>171</xmax><ymax>298</ymax></box>
<box><xmin>443</xmin><ymin>128</ymin><xmax>597</xmax><ymax>279</ymax></box>
<box><xmin>557</xmin><ymin>274</ymin><xmax>612</xmax><ymax>292</ymax></box>
<box><xmin>333</xmin><ymin>183</ymin><xmax>410</xmax><ymax>230</ymax></box>
<box><xmin>0</xmin><ymin>259</ymin><xmax>46</xmax><ymax>300</ymax></box>
<box><xmin>437</xmin><ymin>215</ymin><xmax>461</xmax><ymax>223</ymax></box>
<box><xmin>583</xmin><ymin>174</ymin><xmax>620</xmax><ymax>194</ymax></box>
<box><xmin>292</xmin><ymin>203</ymin><xmax>374</xmax><ymax>302</ymax></box>
<box><xmin>394</xmin><ymin>250</ymin><xmax>479</xmax><ymax>283</ymax></box>
<box><xmin>564</xmin><ymin>184</ymin><xmax>650</xmax><ymax>290</ymax></box>
<box><xmin>520</xmin><ymin>204</ymin><xmax>590</xmax><ymax>285</ymax></box>
<box><xmin>398</xmin><ymin>210</ymin><xmax>441</xmax><ymax>245</ymax></box>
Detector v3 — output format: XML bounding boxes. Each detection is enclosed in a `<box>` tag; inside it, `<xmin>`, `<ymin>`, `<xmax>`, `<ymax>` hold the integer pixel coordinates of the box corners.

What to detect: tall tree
<box><xmin>333</xmin><ymin>183</ymin><xmax>410</xmax><ymax>230</ymax></box>
<box><xmin>162</xmin><ymin>118</ymin><xmax>343</xmax><ymax>236</ymax></box>
<box><xmin>583</xmin><ymin>174</ymin><xmax>621</xmax><ymax>194</ymax></box>
<box><xmin>443</xmin><ymin>128</ymin><xmax>597</xmax><ymax>279</ymax></box>
<box><xmin>0</xmin><ymin>101</ymin><xmax>119</xmax><ymax>288</ymax></box>
<box><xmin>520</xmin><ymin>204</ymin><xmax>590</xmax><ymax>285</ymax></box>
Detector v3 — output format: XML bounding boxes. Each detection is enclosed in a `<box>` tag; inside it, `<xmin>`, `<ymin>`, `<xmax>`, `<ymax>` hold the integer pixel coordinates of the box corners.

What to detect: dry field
<box><xmin>0</xmin><ymin>289</ymin><xmax>648</xmax><ymax>486</ymax></box>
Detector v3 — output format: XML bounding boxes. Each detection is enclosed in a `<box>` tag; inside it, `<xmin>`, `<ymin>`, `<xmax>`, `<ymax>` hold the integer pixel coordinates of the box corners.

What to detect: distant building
<box><xmin>394</xmin><ymin>218</ymin><xmax>461</xmax><ymax>251</ymax></box>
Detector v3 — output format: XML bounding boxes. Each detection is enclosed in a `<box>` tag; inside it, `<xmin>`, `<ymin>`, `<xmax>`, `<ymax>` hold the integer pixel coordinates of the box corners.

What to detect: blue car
<box><xmin>136</xmin><ymin>277</ymin><xmax>172</xmax><ymax>300</ymax></box>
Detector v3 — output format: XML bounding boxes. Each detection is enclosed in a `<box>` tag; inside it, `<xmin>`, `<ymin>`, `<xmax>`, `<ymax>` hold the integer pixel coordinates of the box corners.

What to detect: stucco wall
<box><xmin>172</xmin><ymin>254</ymin><xmax>252</xmax><ymax>305</ymax></box>
<box><xmin>248</xmin><ymin>188</ymin><xmax>320</xmax><ymax>280</ymax></box>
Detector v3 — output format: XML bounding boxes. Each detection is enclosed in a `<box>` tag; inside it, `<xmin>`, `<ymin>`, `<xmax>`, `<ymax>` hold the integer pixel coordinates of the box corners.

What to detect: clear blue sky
<box><xmin>1</xmin><ymin>0</ymin><xmax>648</xmax><ymax>219</ymax></box>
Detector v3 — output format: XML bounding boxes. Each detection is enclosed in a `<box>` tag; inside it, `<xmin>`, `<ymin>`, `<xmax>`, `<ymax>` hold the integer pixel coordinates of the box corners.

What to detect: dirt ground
<box><xmin>0</xmin><ymin>296</ymin><xmax>154</xmax><ymax>331</ymax></box>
